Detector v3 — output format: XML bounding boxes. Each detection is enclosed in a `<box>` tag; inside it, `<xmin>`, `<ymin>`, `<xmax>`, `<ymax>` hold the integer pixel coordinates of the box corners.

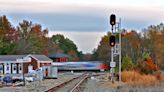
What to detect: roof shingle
<box><xmin>0</xmin><ymin>55</ymin><xmax>52</xmax><ymax>62</ymax></box>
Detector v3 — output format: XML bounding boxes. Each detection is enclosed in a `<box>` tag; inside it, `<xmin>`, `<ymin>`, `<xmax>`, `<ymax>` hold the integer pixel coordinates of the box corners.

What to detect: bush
<box><xmin>122</xmin><ymin>55</ymin><xmax>134</xmax><ymax>71</ymax></box>
<box><xmin>136</xmin><ymin>60</ymin><xmax>152</xmax><ymax>74</ymax></box>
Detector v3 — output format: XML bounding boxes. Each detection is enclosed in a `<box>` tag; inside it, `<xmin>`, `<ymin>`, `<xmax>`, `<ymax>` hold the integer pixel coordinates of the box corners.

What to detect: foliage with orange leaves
<box><xmin>145</xmin><ymin>57</ymin><xmax>158</xmax><ymax>71</ymax></box>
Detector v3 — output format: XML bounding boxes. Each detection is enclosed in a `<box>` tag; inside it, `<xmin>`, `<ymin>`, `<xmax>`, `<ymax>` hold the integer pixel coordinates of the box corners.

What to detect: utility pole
<box><xmin>22</xmin><ymin>62</ymin><xmax>25</xmax><ymax>86</ymax></box>
<box><xmin>118</xmin><ymin>18</ymin><xmax>122</xmax><ymax>82</ymax></box>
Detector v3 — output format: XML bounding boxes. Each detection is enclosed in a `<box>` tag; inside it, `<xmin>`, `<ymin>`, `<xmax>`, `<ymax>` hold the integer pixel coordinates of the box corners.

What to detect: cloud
<box><xmin>6</xmin><ymin>13</ymin><xmax>109</xmax><ymax>32</ymax></box>
<box><xmin>1</xmin><ymin>0</ymin><xmax>164</xmax><ymax>32</ymax></box>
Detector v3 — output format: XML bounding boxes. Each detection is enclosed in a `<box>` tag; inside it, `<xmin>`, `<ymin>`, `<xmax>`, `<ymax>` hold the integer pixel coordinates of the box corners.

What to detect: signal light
<box><xmin>109</xmin><ymin>35</ymin><xmax>115</xmax><ymax>47</ymax></box>
<box><xmin>110</xmin><ymin>14</ymin><xmax>116</xmax><ymax>26</ymax></box>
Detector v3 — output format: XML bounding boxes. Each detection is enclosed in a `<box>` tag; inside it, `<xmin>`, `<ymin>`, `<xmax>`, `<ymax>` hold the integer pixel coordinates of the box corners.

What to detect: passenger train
<box><xmin>52</xmin><ymin>61</ymin><xmax>108</xmax><ymax>71</ymax></box>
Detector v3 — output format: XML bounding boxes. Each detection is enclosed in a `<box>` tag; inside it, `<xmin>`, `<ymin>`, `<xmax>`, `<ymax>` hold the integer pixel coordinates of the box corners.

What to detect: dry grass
<box><xmin>122</xmin><ymin>70</ymin><xmax>159</xmax><ymax>86</ymax></box>
<box><xmin>161</xmin><ymin>73</ymin><xmax>164</xmax><ymax>82</ymax></box>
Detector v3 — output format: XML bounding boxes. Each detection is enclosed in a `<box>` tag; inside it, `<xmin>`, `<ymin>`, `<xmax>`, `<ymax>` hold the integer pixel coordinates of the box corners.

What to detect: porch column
<box><xmin>37</xmin><ymin>61</ymin><xmax>40</xmax><ymax>68</ymax></box>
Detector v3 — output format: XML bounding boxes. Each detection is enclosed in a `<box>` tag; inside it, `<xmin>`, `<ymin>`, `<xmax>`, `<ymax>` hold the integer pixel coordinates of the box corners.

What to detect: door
<box><xmin>28</xmin><ymin>64</ymin><xmax>33</xmax><ymax>73</ymax></box>
<box><xmin>45</xmin><ymin>68</ymin><xmax>48</xmax><ymax>77</ymax></box>
<box><xmin>18</xmin><ymin>64</ymin><xmax>22</xmax><ymax>74</ymax></box>
<box><xmin>12</xmin><ymin>63</ymin><xmax>17</xmax><ymax>74</ymax></box>
<box><xmin>5</xmin><ymin>63</ymin><xmax>11</xmax><ymax>74</ymax></box>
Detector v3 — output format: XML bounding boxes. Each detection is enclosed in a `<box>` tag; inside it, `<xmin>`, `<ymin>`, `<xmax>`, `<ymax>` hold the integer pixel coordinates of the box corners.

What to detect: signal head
<box><xmin>110</xmin><ymin>14</ymin><xmax>116</xmax><ymax>26</ymax></box>
<box><xmin>109</xmin><ymin>35</ymin><xmax>116</xmax><ymax>47</ymax></box>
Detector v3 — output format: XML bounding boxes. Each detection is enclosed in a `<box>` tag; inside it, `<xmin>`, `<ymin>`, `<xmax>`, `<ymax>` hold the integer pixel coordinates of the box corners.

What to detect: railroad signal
<box><xmin>110</xmin><ymin>14</ymin><xmax>116</xmax><ymax>26</ymax></box>
<box><xmin>109</xmin><ymin>35</ymin><xmax>115</xmax><ymax>47</ymax></box>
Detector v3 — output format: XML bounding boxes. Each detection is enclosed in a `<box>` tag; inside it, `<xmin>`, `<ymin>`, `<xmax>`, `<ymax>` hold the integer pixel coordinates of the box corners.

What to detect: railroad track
<box><xmin>45</xmin><ymin>73</ymin><xmax>90</xmax><ymax>92</ymax></box>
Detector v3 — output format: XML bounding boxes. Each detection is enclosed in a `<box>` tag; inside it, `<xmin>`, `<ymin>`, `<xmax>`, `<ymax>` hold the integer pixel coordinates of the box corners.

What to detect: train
<box><xmin>52</xmin><ymin>61</ymin><xmax>108</xmax><ymax>71</ymax></box>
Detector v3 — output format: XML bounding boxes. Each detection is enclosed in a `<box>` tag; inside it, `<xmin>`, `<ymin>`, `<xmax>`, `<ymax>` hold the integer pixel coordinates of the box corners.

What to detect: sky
<box><xmin>0</xmin><ymin>0</ymin><xmax>164</xmax><ymax>53</ymax></box>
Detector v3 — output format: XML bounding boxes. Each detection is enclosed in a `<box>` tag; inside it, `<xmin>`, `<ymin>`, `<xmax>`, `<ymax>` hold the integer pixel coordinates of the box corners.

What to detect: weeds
<box><xmin>121</xmin><ymin>70</ymin><xmax>160</xmax><ymax>86</ymax></box>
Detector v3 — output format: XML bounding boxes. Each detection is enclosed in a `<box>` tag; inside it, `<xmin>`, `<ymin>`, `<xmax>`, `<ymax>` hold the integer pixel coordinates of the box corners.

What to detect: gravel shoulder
<box><xmin>83</xmin><ymin>73</ymin><xmax>164</xmax><ymax>92</ymax></box>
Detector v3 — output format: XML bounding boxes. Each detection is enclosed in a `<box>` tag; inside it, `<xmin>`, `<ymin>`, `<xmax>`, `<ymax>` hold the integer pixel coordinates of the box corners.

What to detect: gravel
<box><xmin>0</xmin><ymin>72</ymin><xmax>83</xmax><ymax>92</ymax></box>
<box><xmin>83</xmin><ymin>73</ymin><xmax>164</xmax><ymax>92</ymax></box>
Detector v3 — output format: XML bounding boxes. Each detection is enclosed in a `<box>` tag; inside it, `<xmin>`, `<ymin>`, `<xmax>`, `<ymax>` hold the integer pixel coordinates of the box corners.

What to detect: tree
<box><xmin>143</xmin><ymin>24</ymin><xmax>164</xmax><ymax>69</ymax></box>
<box><xmin>51</xmin><ymin>34</ymin><xmax>79</xmax><ymax>61</ymax></box>
<box><xmin>68</xmin><ymin>50</ymin><xmax>79</xmax><ymax>61</ymax></box>
<box><xmin>95</xmin><ymin>32</ymin><xmax>111</xmax><ymax>62</ymax></box>
<box><xmin>16</xmin><ymin>20</ymin><xmax>48</xmax><ymax>54</ymax></box>
<box><xmin>91</xmin><ymin>48</ymin><xmax>98</xmax><ymax>60</ymax></box>
<box><xmin>16</xmin><ymin>20</ymin><xmax>32</xmax><ymax>54</ymax></box>
<box><xmin>82</xmin><ymin>53</ymin><xmax>92</xmax><ymax>61</ymax></box>
<box><xmin>122</xmin><ymin>30</ymin><xmax>142</xmax><ymax>63</ymax></box>
<box><xmin>46</xmin><ymin>38</ymin><xmax>58</xmax><ymax>55</ymax></box>
<box><xmin>0</xmin><ymin>15</ymin><xmax>17</xmax><ymax>54</ymax></box>
<box><xmin>77</xmin><ymin>51</ymin><xmax>84</xmax><ymax>60</ymax></box>
<box><xmin>0</xmin><ymin>15</ymin><xmax>81</xmax><ymax>58</ymax></box>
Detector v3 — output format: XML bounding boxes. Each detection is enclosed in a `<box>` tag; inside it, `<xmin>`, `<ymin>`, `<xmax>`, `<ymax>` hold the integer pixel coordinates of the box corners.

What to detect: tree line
<box><xmin>92</xmin><ymin>23</ymin><xmax>164</xmax><ymax>70</ymax></box>
<box><xmin>0</xmin><ymin>15</ymin><xmax>81</xmax><ymax>61</ymax></box>
<box><xmin>1</xmin><ymin>15</ymin><xmax>164</xmax><ymax>70</ymax></box>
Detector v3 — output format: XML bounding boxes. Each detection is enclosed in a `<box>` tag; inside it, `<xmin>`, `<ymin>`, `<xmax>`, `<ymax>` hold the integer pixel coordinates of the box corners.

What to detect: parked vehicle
<box><xmin>3</xmin><ymin>74</ymin><xmax>12</xmax><ymax>84</ymax></box>
<box><xmin>12</xmin><ymin>78</ymin><xmax>22</xmax><ymax>83</ymax></box>
<box><xmin>35</xmin><ymin>68</ymin><xmax>44</xmax><ymax>81</ymax></box>
<box><xmin>12</xmin><ymin>75</ymin><xmax>23</xmax><ymax>83</ymax></box>
<box><xmin>25</xmin><ymin>75</ymin><xmax>34</xmax><ymax>82</ymax></box>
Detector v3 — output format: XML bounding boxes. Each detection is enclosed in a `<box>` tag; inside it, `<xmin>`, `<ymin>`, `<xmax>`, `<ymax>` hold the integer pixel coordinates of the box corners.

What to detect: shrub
<box><xmin>122</xmin><ymin>55</ymin><xmax>134</xmax><ymax>71</ymax></box>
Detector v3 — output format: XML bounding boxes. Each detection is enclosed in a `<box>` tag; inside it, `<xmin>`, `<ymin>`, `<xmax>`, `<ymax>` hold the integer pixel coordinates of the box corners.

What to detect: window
<box><xmin>0</xmin><ymin>64</ymin><xmax>3</xmax><ymax>74</ymax></box>
<box><xmin>13</xmin><ymin>64</ymin><xmax>16</xmax><ymax>70</ymax></box>
<box><xmin>7</xmin><ymin>63</ymin><xmax>9</xmax><ymax>70</ymax></box>
<box><xmin>0</xmin><ymin>64</ymin><xmax>3</xmax><ymax>70</ymax></box>
<box><xmin>19</xmin><ymin>64</ymin><xmax>22</xmax><ymax>70</ymax></box>
<box><xmin>14</xmin><ymin>67</ymin><xmax>16</xmax><ymax>70</ymax></box>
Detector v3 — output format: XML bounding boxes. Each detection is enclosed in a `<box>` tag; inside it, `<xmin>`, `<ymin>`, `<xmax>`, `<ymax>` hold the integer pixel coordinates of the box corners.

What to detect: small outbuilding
<box><xmin>49</xmin><ymin>53</ymin><xmax>69</xmax><ymax>62</ymax></box>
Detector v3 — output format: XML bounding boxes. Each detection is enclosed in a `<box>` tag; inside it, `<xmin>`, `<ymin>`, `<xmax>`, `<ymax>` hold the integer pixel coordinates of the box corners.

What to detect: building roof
<box><xmin>0</xmin><ymin>55</ymin><xmax>27</xmax><ymax>61</ymax></box>
<box><xmin>49</xmin><ymin>53</ymin><xmax>69</xmax><ymax>58</ymax></box>
<box><xmin>0</xmin><ymin>55</ymin><xmax>52</xmax><ymax>62</ymax></box>
<box><xmin>29</xmin><ymin>55</ymin><xmax>53</xmax><ymax>61</ymax></box>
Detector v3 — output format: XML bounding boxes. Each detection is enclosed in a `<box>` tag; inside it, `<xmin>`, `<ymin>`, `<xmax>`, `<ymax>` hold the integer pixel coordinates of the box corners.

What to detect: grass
<box><xmin>121</xmin><ymin>70</ymin><xmax>160</xmax><ymax>86</ymax></box>
<box><xmin>161</xmin><ymin>73</ymin><xmax>164</xmax><ymax>82</ymax></box>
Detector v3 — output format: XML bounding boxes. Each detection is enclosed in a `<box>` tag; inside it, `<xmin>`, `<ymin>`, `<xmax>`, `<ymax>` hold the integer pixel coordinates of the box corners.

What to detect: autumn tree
<box><xmin>68</xmin><ymin>50</ymin><xmax>79</xmax><ymax>61</ymax></box>
<box><xmin>95</xmin><ymin>32</ymin><xmax>111</xmax><ymax>62</ymax></box>
<box><xmin>122</xmin><ymin>30</ymin><xmax>142</xmax><ymax>63</ymax></box>
<box><xmin>16</xmin><ymin>20</ymin><xmax>49</xmax><ymax>54</ymax></box>
<box><xmin>0</xmin><ymin>15</ymin><xmax>79</xmax><ymax>59</ymax></box>
<box><xmin>0</xmin><ymin>15</ymin><xmax>17</xmax><ymax>54</ymax></box>
<box><xmin>143</xmin><ymin>23</ymin><xmax>164</xmax><ymax>69</ymax></box>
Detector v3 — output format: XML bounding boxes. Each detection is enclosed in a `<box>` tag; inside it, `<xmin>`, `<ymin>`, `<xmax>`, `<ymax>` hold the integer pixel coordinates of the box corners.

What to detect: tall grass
<box><xmin>122</xmin><ymin>70</ymin><xmax>159</xmax><ymax>86</ymax></box>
